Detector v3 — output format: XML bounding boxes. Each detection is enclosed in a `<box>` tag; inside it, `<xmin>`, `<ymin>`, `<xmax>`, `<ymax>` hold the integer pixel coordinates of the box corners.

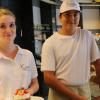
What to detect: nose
<box><xmin>5</xmin><ymin>27</ymin><xmax>12</xmax><ymax>35</ymax></box>
<box><xmin>5</xmin><ymin>27</ymin><xmax>11</xmax><ymax>32</ymax></box>
<box><xmin>69</xmin><ymin>14</ymin><xmax>76</xmax><ymax>24</ymax></box>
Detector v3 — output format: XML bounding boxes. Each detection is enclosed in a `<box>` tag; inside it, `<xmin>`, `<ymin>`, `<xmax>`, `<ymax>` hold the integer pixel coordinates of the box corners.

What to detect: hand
<box><xmin>93</xmin><ymin>96</ymin><xmax>100</xmax><ymax>100</ymax></box>
<box><xmin>71</xmin><ymin>95</ymin><xmax>88</xmax><ymax>100</ymax></box>
<box><xmin>78</xmin><ymin>96</ymin><xmax>88</xmax><ymax>100</ymax></box>
<box><xmin>25</xmin><ymin>88</ymin><xmax>33</xmax><ymax>96</ymax></box>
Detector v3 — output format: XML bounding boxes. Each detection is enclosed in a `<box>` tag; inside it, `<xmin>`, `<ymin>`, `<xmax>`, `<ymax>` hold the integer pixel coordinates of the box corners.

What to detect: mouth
<box><xmin>4</xmin><ymin>35</ymin><xmax>11</xmax><ymax>39</ymax></box>
<box><xmin>67</xmin><ymin>24</ymin><xmax>76</xmax><ymax>26</ymax></box>
<box><xmin>69</xmin><ymin>22</ymin><xmax>75</xmax><ymax>24</ymax></box>
<box><xmin>4</xmin><ymin>33</ymin><xmax>11</xmax><ymax>37</ymax></box>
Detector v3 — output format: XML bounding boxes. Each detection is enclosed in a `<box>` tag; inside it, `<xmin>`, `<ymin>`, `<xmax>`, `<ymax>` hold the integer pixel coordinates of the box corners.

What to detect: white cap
<box><xmin>60</xmin><ymin>0</ymin><xmax>80</xmax><ymax>13</ymax></box>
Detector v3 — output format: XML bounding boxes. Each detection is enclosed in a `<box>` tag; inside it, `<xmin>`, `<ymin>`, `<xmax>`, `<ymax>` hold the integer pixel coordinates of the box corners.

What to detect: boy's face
<box><xmin>59</xmin><ymin>10</ymin><xmax>80</xmax><ymax>30</ymax></box>
<box><xmin>0</xmin><ymin>15</ymin><xmax>16</xmax><ymax>45</ymax></box>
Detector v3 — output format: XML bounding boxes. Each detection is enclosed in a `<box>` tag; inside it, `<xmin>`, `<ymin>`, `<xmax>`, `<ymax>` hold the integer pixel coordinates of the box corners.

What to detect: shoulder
<box><xmin>24</xmin><ymin>49</ymin><xmax>33</xmax><ymax>55</ymax></box>
<box><xmin>43</xmin><ymin>32</ymin><xmax>57</xmax><ymax>47</ymax></box>
<box><xmin>17</xmin><ymin>45</ymin><xmax>33</xmax><ymax>57</ymax></box>
<box><xmin>79</xmin><ymin>28</ymin><xmax>94</xmax><ymax>38</ymax></box>
<box><xmin>79</xmin><ymin>28</ymin><xmax>90</xmax><ymax>34</ymax></box>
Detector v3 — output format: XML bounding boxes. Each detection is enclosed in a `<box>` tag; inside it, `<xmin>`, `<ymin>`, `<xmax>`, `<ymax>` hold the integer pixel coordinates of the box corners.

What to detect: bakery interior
<box><xmin>0</xmin><ymin>0</ymin><xmax>100</xmax><ymax>100</ymax></box>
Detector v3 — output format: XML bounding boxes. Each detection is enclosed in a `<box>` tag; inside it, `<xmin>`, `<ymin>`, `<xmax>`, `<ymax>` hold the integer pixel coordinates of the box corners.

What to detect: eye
<box><xmin>10</xmin><ymin>23</ymin><xmax>16</xmax><ymax>28</ymax></box>
<box><xmin>0</xmin><ymin>24</ymin><xmax>6</xmax><ymax>29</ymax></box>
<box><xmin>63</xmin><ymin>13</ymin><xmax>69</xmax><ymax>17</ymax></box>
<box><xmin>74</xmin><ymin>12</ymin><xmax>79</xmax><ymax>17</ymax></box>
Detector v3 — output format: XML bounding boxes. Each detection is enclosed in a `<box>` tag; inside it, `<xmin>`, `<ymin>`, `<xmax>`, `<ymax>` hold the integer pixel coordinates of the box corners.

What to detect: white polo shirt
<box><xmin>41</xmin><ymin>28</ymin><xmax>100</xmax><ymax>86</ymax></box>
<box><xmin>0</xmin><ymin>45</ymin><xmax>38</xmax><ymax>100</ymax></box>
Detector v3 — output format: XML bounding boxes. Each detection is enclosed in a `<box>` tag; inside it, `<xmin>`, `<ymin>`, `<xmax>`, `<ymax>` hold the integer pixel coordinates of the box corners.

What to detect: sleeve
<box><xmin>41</xmin><ymin>41</ymin><xmax>56</xmax><ymax>71</ymax></box>
<box><xmin>90</xmin><ymin>34</ymin><xmax>100</xmax><ymax>62</ymax></box>
<box><xmin>29</xmin><ymin>52</ymin><xmax>38</xmax><ymax>79</ymax></box>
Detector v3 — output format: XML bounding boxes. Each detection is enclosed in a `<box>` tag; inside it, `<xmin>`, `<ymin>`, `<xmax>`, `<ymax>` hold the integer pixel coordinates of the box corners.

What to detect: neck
<box><xmin>59</xmin><ymin>27</ymin><xmax>76</xmax><ymax>36</ymax></box>
<box><xmin>0</xmin><ymin>43</ymin><xmax>14</xmax><ymax>52</ymax></box>
<box><xmin>0</xmin><ymin>43</ymin><xmax>18</xmax><ymax>59</ymax></box>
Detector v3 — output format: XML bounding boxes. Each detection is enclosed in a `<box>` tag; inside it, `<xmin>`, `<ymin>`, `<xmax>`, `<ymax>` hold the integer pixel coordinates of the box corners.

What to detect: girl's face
<box><xmin>0</xmin><ymin>15</ymin><xmax>16</xmax><ymax>45</ymax></box>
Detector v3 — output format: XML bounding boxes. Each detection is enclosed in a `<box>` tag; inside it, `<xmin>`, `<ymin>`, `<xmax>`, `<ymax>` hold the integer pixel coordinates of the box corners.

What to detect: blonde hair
<box><xmin>0</xmin><ymin>8</ymin><xmax>16</xmax><ymax>19</ymax></box>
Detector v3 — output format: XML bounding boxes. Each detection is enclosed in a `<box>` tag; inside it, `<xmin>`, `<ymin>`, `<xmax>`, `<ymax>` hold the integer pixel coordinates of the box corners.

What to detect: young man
<box><xmin>41</xmin><ymin>0</ymin><xmax>100</xmax><ymax>100</ymax></box>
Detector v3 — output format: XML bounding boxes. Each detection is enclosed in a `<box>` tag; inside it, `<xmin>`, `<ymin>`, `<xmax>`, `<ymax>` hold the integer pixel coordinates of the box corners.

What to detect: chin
<box><xmin>69</xmin><ymin>26</ymin><xmax>76</xmax><ymax>30</ymax></box>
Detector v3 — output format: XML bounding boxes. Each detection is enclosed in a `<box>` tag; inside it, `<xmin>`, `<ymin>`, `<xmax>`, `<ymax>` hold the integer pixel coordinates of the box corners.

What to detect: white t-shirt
<box><xmin>41</xmin><ymin>28</ymin><xmax>100</xmax><ymax>86</ymax></box>
<box><xmin>0</xmin><ymin>45</ymin><xmax>38</xmax><ymax>100</ymax></box>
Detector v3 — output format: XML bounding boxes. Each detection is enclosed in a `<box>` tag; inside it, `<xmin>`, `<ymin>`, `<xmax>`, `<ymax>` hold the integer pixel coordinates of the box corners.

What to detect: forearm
<box><xmin>48</xmin><ymin>79</ymin><xmax>81</xmax><ymax>99</ymax></box>
<box><xmin>44</xmin><ymin>71</ymin><xmax>86</xmax><ymax>100</ymax></box>
<box><xmin>92</xmin><ymin>59</ymin><xmax>100</xmax><ymax>87</ymax></box>
<box><xmin>27</xmin><ymin>78</ymin><xmax>39</xmax><ymax>95</ymax></box>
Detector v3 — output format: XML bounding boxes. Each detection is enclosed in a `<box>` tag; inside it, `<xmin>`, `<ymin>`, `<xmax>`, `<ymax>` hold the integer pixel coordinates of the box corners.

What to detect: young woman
<box><xmin>0</xmin><ymin>8</ymin><xmax>39</xmax><ymax>100</ymax></box>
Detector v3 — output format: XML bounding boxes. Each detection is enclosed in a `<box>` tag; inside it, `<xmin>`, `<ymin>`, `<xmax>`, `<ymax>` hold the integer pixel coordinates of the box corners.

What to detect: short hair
<box><xmin>0</xmin><ymin>7</ymin><xmax>15</xmax><ymax>19</ymax></box>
